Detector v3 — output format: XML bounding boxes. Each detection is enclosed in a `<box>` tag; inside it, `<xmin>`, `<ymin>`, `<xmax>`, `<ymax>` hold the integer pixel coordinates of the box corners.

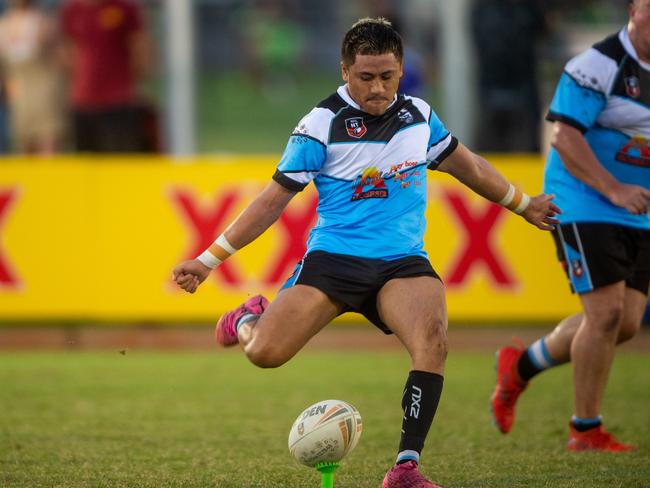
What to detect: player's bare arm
<box><xmin>172</xmin><ymin>180</ymin><xmax>297</xmax><ymax>293</ymax></box>
<box><xmin>551</xmin><ymin>121</ymin><xmax>650</xmax><ymax>215</ymax></box>
<box><xmin>437</xmin><ymin>142</ymin><xmax>561</xmax><ymax>230</ymax></box>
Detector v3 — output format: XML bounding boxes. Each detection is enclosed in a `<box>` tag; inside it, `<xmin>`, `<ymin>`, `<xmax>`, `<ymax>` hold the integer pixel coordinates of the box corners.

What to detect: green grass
<box><xmin>0</xmin><ymin>350</ymin><xmax>648</xmax><ymax>487</ymax></box>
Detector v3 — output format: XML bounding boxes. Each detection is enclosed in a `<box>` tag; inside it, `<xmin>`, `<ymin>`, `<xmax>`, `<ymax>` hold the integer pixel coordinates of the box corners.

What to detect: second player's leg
<box><xmin>544</xmin><ymin>287</ymin><xmax>646</xmax><ymax>362</ymax></box>
<box><xmin>238</xmin><ymin>284</ymin><xmax>343</xmax><ymax>368</ymax></box>
<box><xmin>571</xmin><ymin>281</ymin><xmax>626</xmax><ymax>419</ymax></box>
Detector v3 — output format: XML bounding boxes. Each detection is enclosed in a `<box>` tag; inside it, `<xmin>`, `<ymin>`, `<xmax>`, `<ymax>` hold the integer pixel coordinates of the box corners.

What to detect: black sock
<box><xmin>571</xmin><ymin>415</ymin><xmax>602</xmax><ymax>432</ymax></box>
<box><xmin>397</xmin><ymin>370</ymin><xmax>444</xmax><ymax>463</ymax></box>
<box><xmin>517</xmin><ymin>351</ymin><xmax>541</xmax><ymax>382</ymax></box>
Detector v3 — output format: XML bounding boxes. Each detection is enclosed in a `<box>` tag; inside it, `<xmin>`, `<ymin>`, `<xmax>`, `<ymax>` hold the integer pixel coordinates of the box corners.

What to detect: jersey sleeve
<box><xmin>272</xmin><ymin>108</ymin><xmax>328</xmax><ymax>192</ymax></box>
<box><xmin>546</xmin><ymin>49</ymin><xmax>612</xmax><ymax>133</ymax></box>
<box><xmin>425</xmin><ymin>109</ymin><xmax>458</xmax><ymax>170</ymax></box>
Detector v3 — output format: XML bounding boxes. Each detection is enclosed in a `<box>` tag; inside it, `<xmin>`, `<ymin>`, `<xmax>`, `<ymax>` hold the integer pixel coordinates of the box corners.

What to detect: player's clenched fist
<box><xmin>172</xmin><ymin>259</ymin><xmax>211</xmax><ymax>293</ymax></box>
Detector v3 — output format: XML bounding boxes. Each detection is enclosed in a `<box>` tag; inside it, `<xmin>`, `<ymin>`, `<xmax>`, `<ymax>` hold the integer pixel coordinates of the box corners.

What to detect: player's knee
<box><xmin>588</xmin><ymin>302</ymin><xmax>624</xmax><ymax>335</ymax></box>
<box><xmin>420</xmin><ymin>317</ymin><xmax>448</xmax><ymax>358</ymax></box>
<box><xmin>245</xmin><ymin>341</ymin><xmax>289</xmax><ymax>369</ymax></box>
<box><xmin>617</xmin><ymin>318</ymin><xmax>640</xmax><ymax>344</ymax></box>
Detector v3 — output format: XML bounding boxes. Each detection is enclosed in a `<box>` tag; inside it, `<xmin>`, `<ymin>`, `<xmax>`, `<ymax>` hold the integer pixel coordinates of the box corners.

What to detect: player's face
<box><xmin>341</xmin><ymin>53</ymin><xmax>403</xmax><ymax>116</ymax></box>
<box><xmin>629</xmin><ymin>0</ymin><xmax>650</xmax><ymax>62</ymax></box>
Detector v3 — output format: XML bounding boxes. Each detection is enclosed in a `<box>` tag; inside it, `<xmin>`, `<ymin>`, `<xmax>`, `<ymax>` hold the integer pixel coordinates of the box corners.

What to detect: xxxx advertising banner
<box><xmin>0</xmin><ymin>156</ymin><xmax>579</xmax><ymax>322</ymax></box>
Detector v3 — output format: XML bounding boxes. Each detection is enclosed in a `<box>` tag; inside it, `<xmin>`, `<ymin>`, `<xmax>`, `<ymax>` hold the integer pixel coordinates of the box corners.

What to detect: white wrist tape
<box><xmin>498</xmin><ymin>183</ymin><xmax>530</xmax><ymax>214</ymax></box>
<box><xmin>195</xmin><ymin>233</ymin><xmax>238</xmax><ymax>269</ymax></box>
<box><xmin>498</xmin><ymin>184</ymin><xmax>516</xmax><ymax>207</ymax></box>
<box><xmin>513</xmin><ymin>193</ymin><xmax>531</xmax><ymax>214</ymax></box>
<box><xmin>216</xmin><ymin>234</ymin><xmax>238</xmax><ymax>254</ymax></box>
<box><xmin>197</xmin><ymin>250</ymin><xmax>222</xmax><ymax>269</ymax></box>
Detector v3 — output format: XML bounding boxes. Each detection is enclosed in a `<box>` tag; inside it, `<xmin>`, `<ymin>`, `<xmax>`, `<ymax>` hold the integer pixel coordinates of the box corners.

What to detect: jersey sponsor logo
<box><xmin>624</xmin><ymin>76</ymin><xmax>641</xmax><ymax>99</ymax></box>
<box><xmin>352</xmin><ymin>167</ymin><xmax>388</xmax><ymax>200</ymax></box>
<box><xmin>345</xmin><ymin>117</ymin><xmax>367</xmax><ymax>139</ymax></box>
<box><xmin>616</xmin><ymin>135</ymin><xmax>650</xmax><ymax>168</ymax></box>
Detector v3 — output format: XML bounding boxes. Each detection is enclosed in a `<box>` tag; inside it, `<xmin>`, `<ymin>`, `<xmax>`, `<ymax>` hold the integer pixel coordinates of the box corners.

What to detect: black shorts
<box><xmin>280</xmin><ymin>250</ymin><xmax>441</xmax><ymax>334</ymax></box>
<box><xmin>552</xmin><ymin>223</ymin><xmax>650</xmax><ymax>295</ymax></box>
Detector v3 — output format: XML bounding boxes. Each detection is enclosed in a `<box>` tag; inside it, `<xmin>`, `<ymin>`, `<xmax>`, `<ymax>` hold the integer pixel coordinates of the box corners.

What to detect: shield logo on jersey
<box><xmin>345</xmin><ymin>117</ymin><xmax>367</xmax><ymax>139</ymax></box>
<box><xmin>625</xmin><ymin>76</ymin><xmax>641</xmax><ymax>99</ymax></box>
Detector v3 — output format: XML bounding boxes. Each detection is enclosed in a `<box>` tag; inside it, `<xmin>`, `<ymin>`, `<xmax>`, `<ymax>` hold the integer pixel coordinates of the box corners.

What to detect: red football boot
<box><xmin>490</xmin><ymin>344</ymin><xmax>528</xmax><ymax>434</ymax></box>
<box><xmin>567</xmin><ymin>424</ymin><xmax>635</xmax><ymax>452</ymax></box>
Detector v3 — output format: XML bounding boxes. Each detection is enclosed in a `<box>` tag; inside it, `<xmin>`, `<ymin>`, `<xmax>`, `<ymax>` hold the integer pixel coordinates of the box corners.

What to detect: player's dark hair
<box><xmin>341</xmin><ymin>17</ymin><xmax>403</xmax><ymax>66</ymax></box>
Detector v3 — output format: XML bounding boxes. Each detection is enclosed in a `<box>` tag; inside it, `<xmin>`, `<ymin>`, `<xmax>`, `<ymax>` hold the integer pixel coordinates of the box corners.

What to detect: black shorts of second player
<box><xmin>280</xmin><ymin>250</ymin><xmax>442</xmax><ymax>334</ymax></box>
<box><xmin>552</xmin><ymin>222</ymin><xmax>650</xmax><ymax>295</ymax></box>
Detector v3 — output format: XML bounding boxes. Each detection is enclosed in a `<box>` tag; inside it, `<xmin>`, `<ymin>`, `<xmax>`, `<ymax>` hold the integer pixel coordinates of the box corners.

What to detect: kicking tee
<box><xmin>273</xmin><ymin>85</ymin><xmax>458</xmax><ymax>260</ymax></box>
<box><xmin>544</xmin><ymin>27</ymin><xmax>650</xmax><ymax>230</ymax></box>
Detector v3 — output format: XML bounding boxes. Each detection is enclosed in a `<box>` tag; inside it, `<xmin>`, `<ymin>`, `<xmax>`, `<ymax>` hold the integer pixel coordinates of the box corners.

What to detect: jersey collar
<box><xmin>337</xmin><ymin>85</ymin><xmax>398</xmax><ymax>113</ymax></box>
<box><xmin>620</xmin><ymin>26</ymin><xmax>650</xmax><ymax>71</ymax></box>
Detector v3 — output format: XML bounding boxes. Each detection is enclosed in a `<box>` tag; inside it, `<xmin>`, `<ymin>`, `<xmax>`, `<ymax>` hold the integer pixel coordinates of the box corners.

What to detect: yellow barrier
<box><xmin>0</xmin><ymin>156</ymin><xmax>579</xmax><ymax>322</ymax></box>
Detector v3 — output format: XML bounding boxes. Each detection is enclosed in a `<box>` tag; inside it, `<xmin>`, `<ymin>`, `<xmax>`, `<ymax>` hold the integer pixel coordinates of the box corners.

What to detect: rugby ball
<box><xmin>288</xmin><ymin>399</ymin><xmax>363</xmax><ymax>466</ymax></box>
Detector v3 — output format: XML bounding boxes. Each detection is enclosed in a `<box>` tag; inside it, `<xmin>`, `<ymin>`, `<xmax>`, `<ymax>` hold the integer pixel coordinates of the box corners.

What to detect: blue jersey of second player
<box><xmin>544</xmin><ymin>28</ymin><xmax>650</xmax><ymax>230</ymax></box>
<box><xmin>272</xmin><ymin>85</ymin><xmax>458</xmax><ymax>260</ymax></box>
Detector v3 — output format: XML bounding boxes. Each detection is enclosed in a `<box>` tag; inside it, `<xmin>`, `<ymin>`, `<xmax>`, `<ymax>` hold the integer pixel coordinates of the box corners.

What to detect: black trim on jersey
<box><xmin>546</xmin><ymin>112</ymin><xmax>588</xmax><ymax>133</ymax></box>
<box><xmin>316</xmin><ymin>93</ymin><xmax>348</xmax><ymax>113</ymax></box>
<box><xmin>611</xmin><ymin>55</ymin><xmax>650</xmax><ymax>108</ymax></box>
<box><xmin>592</xmin><ymin>33</ymin><xmax>626</xmax><ymax>64</ymax></box>
<box><xmin>593</xmin><ymin>32</ymin><xmax>649</xmax><ymax>108</ymax></box>
<box><xmin>427</xmin><ymin>136</ymin><xmax>458</xmax><ymax>170</ymax></box>
<box><xmin>272</xmin><ymin>170</ymin><xmax>308</xmax><ymax>192</ymax></box>
<box><xmin>328</xmin><ymin>96</ymin><xmax>427</xmax><ymax>144</ymax></box>
<box><xmin>290</xmin><ymin>133</ymin><xmax>327</xmax><ymax>148</ymax></box>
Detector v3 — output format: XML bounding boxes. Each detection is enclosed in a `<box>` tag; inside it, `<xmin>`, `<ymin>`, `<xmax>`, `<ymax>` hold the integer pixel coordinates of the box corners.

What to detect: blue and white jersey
<box><xmin>273</xmin><ymin>85</ymin><xmax>458</xmax><ymax>260</ymax></box>
<box><xmin>544</xmin><ymin>27</ymin><xmax>650</xmax><ymax>229</ymax></box>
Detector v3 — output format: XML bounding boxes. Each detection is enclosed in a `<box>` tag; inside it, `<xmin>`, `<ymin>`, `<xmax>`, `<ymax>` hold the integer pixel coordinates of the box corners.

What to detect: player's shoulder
<box><xmin>592</xmin><ymin>31</ymin><xmax>627</xmax><ymax>64</ymax></box>
<box><xmin>291</xmin><ymin>92</ymin><xmax>342</xmax><ymax>144</ymax></box>
<box><xmin>564</xmin><ymin>31</ymin><xmax>623</xmax><ymax>93</ymax></box>
<box><xmin>401</xmin><ymin>94</ymin><xmax>431</xmax><ymax>121</ymax></box>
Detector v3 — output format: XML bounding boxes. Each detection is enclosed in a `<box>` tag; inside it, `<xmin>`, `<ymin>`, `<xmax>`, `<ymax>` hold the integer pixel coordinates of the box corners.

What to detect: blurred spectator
<box><xmin>0</xmin><ymin>77</ymin><xmax>11</xmax><ymax>154</ymax></box>
<box><xmin>0</xmin><ymin>0</ymin><xmax>67</xmax><ymax>155</ymax></box>
<box><xmin>471</xmin><ymin>0</ymin><xmax>548</xmax><ymax>153</ymax></box>
<box><xmin>243</xmin><ymin>1</ymin><xmax>304</xmax><ymax>99</ymax></box>
<box><xmin>60</xmin><ymin>0</ymin><xmax>158</xmax><ymax>153</ymax></box>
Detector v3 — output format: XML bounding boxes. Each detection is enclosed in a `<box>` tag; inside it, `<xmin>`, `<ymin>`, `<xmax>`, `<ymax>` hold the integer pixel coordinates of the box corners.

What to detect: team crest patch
<box><xmin>345</xmin><ymin>117</ymin><xmax>367</xmax><ymax>139</ymax></box>
<box><xmin>571</xmin><ymin>259</ymin><xmax>583</xmax><ymax>278</ymax></box>
<box><xmin>625</xmin><ymin>76</ymin><xmax>641</xmax><ymax>99</ymax></box>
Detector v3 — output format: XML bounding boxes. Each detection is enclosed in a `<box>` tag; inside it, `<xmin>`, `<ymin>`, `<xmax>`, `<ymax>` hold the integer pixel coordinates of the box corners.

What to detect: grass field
<box><xmin>1</xmin><ymin>349</ymin><xmax>649</xmax><ymax>487</ymax></box>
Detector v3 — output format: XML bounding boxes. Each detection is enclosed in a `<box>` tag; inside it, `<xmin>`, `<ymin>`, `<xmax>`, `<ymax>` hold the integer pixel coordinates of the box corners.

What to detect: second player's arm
<box><xmin>436</xmin><ymin>143</ymin><xmax>560</xmax><ymax>230</ymax></box>
<box><xmin>173</xmin><ymin>180</ymin><xmax>297</xmax><ymax>293</ymax></box>
<box><xmin>551</xmin><ymin>121</ymin><xmax>650</xmax><ymax>215</ymax></box>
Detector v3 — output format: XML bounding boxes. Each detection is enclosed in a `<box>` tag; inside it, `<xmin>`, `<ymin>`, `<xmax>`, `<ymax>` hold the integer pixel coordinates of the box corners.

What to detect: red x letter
<box><xmin>0</xmin><ymin>189</ymin><xmax>19</xmax><ymax>287</ymax></box>
<box><xmin>443</xmin><ymin>189</ymin><xmax>515</xmax><ymax>287</ymax></box>
<box><xmin>171</xmin><ymin>188</ymin><xmax>242</xmax><ymax>285</ymax></box>
<box><xmin>263</xmin><ymin>194</ymin><xmax>319</xmax><ymax>284</ymax></box>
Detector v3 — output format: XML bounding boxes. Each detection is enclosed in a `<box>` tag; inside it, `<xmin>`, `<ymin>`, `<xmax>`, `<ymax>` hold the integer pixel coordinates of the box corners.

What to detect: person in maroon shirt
<box><xmin>61</xmin><ymin>0</ymin><xmax>155</xmax><ymax>152</ymax></box>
